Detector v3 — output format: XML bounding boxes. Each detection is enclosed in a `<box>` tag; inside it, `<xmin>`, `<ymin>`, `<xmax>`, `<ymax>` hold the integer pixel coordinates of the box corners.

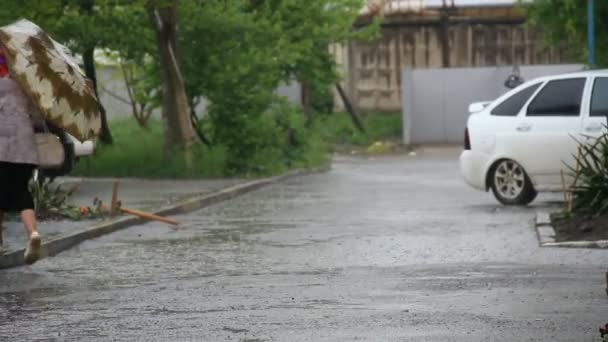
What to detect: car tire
<box><xmin>489</xmin><ymin>159</ymin><xmax>537</xmax><ymax>206</ymax></box>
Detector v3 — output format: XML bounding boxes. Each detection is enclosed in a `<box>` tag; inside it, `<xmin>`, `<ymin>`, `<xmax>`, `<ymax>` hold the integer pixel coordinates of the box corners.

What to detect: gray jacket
<box><xmin>0</xmin><ymin>78</ymin><xmax>42</xmax><ymax>165</ymax></box>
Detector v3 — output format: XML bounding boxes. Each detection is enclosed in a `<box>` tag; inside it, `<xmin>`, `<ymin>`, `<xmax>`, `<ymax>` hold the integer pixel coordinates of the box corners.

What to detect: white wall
<box><xmin>96</xmin><ymin>65</ymin><xmax>301</xmax><ymax>121</ymax></box>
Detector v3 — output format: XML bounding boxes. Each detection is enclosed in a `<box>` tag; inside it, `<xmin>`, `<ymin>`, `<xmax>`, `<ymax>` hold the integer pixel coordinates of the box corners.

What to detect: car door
<box><xmin>583</xmin><ymin>76</ymin><xmax>608</xmax><ymax>140</ymax></box>
<box><xmin>482</xmin><ymin>82</ymin><xmax>542</xmax><ymax>155</ymax></box>
<box><xmin>508</xmin><ymin>77</ymin><xmax>586</xmax><ymax>189</ymax></box>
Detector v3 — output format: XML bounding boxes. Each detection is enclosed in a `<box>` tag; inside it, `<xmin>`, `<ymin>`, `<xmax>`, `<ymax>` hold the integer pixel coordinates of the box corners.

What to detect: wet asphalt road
<box><xmin>1</xmin><ymin>153</ymin><xmax>607</xmax><ymax>341</ymax></box>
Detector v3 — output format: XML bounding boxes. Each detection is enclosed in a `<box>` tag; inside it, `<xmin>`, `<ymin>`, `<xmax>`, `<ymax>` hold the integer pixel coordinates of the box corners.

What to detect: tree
<box><xmin>524</xmin><ymin>0</ymin><xmax>608</xmax><ymax>67</ymax></box>
<box><xmin>0</xmin><ymin>0</ymin><xmax>135</xmax><ymax>144</ymax></box>
<box><xmin>59</xmin><ymin>0</ymin><xmax>116</xmax><ymax>144</ymax></box>
<box><xmin>248</xmin><ymin>0</ymin><xmax>377</xmax><ymax>124</ymax></box>
<box><xmin>146</xmin><ymin>0</ymin><xmax>198</xmax><ymax>159</ymax></box>
<box><xmin>177</xmin><ymin>0</ymin><xmax>375</xmax><ymax>172</ymax></box>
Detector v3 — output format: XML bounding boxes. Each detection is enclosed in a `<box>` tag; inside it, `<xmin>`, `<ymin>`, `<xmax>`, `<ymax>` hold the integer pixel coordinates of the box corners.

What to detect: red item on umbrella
<box><xmin>0</xmin><ymin>49</ymin><xmax>8</xmax><ymax>78</ymax></box>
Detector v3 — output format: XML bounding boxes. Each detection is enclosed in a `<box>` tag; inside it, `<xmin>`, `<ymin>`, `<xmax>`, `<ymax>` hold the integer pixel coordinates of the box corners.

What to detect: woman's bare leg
<box><xmin>0</xmin><ymin>210</ymin><xmax>4</xmax><ymax>248</ymax></box>
<box><xmin>21</xmin><ymin>209</ymin><xmax>40</xmax><ymax>265</ymax></box>
<box><xmin>20</xmin><ymin>209</ymin><xmax>37</xmax><ymax>236</ymax></box>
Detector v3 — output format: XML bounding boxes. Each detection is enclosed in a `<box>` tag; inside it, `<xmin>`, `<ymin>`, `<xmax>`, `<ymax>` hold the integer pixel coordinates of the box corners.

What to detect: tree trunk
<box><xmin>147</xmin><ymin>1</ymin><xmax>197</xmax><ymax>160</ymax></box>
<box><xmin>189</xmin><ymin>96</ymin><xmax>212</xmax><ymax>146</ymax></box>
<box><xmin>301</xmin><ymin>79</ymin><xmax>313</xmax><ymax>127</ymax></box>
<box><xmin>80</xmin><ymin>0</ymin><xmax>113</xmax><ymax>144</ymax></box>
<box><xmin>82</xmin><ymin>47</ymin><xmax>113</xmax><ymax>144</ymax></box>
<box><xmin>336</xmin><ymin>83</ymin><xmax>366</xmax><ymax>133</ymax></box>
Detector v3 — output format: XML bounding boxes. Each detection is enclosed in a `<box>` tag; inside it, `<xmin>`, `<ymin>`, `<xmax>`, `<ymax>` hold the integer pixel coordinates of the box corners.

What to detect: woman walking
<box><xmin>0</xmin><ymin>46</ymin><xmax>42</xmax><ymax>265</ymax></box>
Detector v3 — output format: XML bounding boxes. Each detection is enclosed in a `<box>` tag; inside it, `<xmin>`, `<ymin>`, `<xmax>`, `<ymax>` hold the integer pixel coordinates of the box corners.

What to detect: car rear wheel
<box><xmin>490</xmin><ymin>159</ymin><xmax>537</xmax><ymax>206</ymax></box>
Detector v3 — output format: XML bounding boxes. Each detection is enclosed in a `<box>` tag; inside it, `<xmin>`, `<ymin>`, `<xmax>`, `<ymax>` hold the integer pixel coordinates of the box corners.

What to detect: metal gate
<box><xmin>401</xmin><ymin>64</ymin><xmax>583</xmax><ymax>145</ymax></box>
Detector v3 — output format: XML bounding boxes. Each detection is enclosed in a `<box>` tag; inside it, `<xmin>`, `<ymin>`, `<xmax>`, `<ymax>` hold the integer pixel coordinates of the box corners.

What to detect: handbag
<box><xmin>35</xmin><ymin>122</ymin><xmax>65</xmax><ymax>169</ymax></box>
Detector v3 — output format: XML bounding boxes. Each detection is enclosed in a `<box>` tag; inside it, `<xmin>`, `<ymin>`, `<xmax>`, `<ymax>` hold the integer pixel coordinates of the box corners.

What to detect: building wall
<box><xmin>96</xmin><ymin>65</ymin><xmax>301</xmax><ymax>121</ymax></box>
<box><xmin>336</xmin><ymin>6</ymin><xmax>572</xmax><ymax>112</ymax></box>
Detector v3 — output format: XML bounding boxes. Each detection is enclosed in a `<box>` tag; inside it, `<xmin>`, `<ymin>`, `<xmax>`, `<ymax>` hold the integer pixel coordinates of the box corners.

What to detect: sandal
<box><xmin>24</xmin><ymin>231</ymin><xmax>41</xmax><ymax>265</ymax></box>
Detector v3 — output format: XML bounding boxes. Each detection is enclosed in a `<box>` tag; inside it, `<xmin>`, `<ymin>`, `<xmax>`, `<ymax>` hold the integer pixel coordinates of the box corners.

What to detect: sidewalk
<box><xmin>1</xmin><ymin>177</ymin><xmax>244</xmax><ymax>255</ymax></box>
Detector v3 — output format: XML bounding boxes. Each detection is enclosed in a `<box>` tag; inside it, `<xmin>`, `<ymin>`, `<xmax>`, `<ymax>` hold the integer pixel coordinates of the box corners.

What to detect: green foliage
<box><xmin>0</xmin><ymin>1</ymin><xmax>152</xmax><ymax>58</ymax></box>
<box><xmin>197</xmin><ymin>99</ymin><xmax>331</xmax><ymax>176</ymax></box>
<box><xmin>250</xmin><ymin>0</ymin><xmax>377</xmax><ymax>83</ymax></box>
<box><xmin>29</xmin><ymin>179</ymin><xmax>80</xmax><ymax>220</ymax></box>
<box><xmin>72</xmin><ymin>110</ymin><xmax>402</xmax><ymax>179</ymax></box>
<box><xmin>177</xmin><ymin>0</ymin><xmax>374</xmax><ymax>172</ymax></box>
<box><xmin>569</xmin><ymin>130</ymin><xmax>608</xmax><ymax>216</ymax></box>
<box><xmin>30</xmin><ymin>178</ymin><xmax>108</xmax><ymax>220</ymax></box>
<box><xmin>73</xmin><ymin>119</ymin><xmax>229</xmax><ymax>178</ymax></box>
<box><xmin>311</xmin><ymin>81</ymin><xmax>335</xmax><ymax>114</ymax></box>
<box><xmin>2</xmin><ymin>0</ymin><xmax>381</xmax><ymax>177</ymax></box>
<box><xmin>269</xmin><ymin>99</ymin><xmax>331</xmax><ymax>169</ymax></box>
<box><xmin>320</xmin><ymin>112</ymin><xmax>402</xmax><ymax>146</ymax></box>
<box><xmin>524</xmin><ymin>0</ymin><xmax>608</xmax><ymax>66</ymax></box>
<box><xmin>73</xmin><ymin>109</ymin><xmax>330</xmax><ymax>178</ymax></box>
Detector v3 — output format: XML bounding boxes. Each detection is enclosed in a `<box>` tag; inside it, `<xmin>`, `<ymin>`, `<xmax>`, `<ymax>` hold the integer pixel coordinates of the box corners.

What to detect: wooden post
<box><xmin>110</xmin><ymin>180</ymin><xmax>119</xmax><ymax>217</ymax></box>
<box><xmin>439</xmin><ymin>0</ymin><xmax>451</xmax><ymax>68</ymax></box>
<box><xmin>336</xmin><ymin>83</ymin><xmax>366</xmax><ymax>133</ymax></box>
<box><xmin>568</xmin><ymin>146</ymin><xmax>582</xmax><ymax>211</ymax></box>
<box><xmin>560</xmin><ymin>169</ymin><xmax>568</xmax><ymax>211</ymax></box>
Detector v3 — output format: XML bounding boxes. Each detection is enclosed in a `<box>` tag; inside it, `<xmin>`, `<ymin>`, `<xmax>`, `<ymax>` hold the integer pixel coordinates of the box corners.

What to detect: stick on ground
<box><xmin>120</xmin><ymin>207</ymin><xmax>180</xmax><ymax>226</ymax></box>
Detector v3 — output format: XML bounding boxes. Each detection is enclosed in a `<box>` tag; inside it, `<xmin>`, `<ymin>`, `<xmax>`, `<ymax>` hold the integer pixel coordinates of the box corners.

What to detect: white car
<box><xmin>37</xmin><ymin>129</ymin><xmax>95</xmax><ymax>182</ymax></box>
<box><xmin>460</xmin><ymin>70</ymin><xmax>608</xmax><ymax>205</ymax></box>
<box><xmin>68</xmin><ymin>135</ymin><xmax>95</xmax><ymax>157</ymax></box>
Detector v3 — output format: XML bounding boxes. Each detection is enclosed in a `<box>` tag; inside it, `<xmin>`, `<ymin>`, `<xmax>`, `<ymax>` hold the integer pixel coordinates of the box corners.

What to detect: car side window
<box><xmin>491</xmin><ymin>83</ymin><xmax>541</xmax><ymax>116</ymax></box>
<box><xmin>526</xmin><ymin>78</ymin><xmax>586</xmax><ymax>117</ymax></box>
<box><xmin>590</xmin><ymin>77</ymin><xmax>608</xmax><ymax>117</ymax></box>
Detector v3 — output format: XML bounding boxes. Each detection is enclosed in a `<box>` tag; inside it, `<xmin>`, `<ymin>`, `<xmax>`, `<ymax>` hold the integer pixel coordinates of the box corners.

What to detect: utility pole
<box><xmin>439</xmin><ymin>0</ymin><xmax>455</xmax><ymax>68</ymax></box>
<box><xmin>588</xmin><ymin>0</ymin><xmax>595</xmax><ymax>67</ymax></box>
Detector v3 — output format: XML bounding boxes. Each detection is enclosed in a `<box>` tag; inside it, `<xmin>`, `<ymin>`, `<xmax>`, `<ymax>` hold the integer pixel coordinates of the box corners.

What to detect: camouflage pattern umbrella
<box><xmin>0</xmin><ymin>19</ymin><xmax>101</xmax><ymax>142</ymax></box>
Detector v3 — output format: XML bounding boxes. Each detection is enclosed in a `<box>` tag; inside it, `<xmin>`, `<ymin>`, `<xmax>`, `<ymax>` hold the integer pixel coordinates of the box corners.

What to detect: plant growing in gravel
<box><xmin>29</xmin><ymin>179</ymin><xmax>78</xmax><ymax>220</ymax></box>
<box><xmin>29</xmin><ymin>179</ymin><xmax>104</xmax><ymax>221</ymax></box>
<box><xmin>568</xmin><ymin>129</ymin><xmax>608</xmax><ymax>216</ymax></box>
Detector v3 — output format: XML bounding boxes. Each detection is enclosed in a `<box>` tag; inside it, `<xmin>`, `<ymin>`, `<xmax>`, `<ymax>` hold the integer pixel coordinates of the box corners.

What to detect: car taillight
<box><xmin>464</xmin><ymin>127</ymin><xmax>471</xmax><ymax>150</ymax></box>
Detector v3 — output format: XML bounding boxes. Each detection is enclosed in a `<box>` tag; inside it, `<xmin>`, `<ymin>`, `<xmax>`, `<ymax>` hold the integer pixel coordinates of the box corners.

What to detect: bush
<box><xmin>74</xmin><ymin>105</ymin><xmax>331</xmax><ymax>179</ymax></box>
<box><xmin>73</xmin><ymin>108</ymin><xmax>400</xmax><ymax>179</ymax></box>
<box><xmin>570</xmin><ymin>130</ymin><xmax>608</xmax><ymax>216</ymax></box>
<box><xmin>215</xmin><ymin>98</ymin><xmax>331</xmax><ymax>176</ymax></box>
<box><xmin>319</xmin><ymin>111</ymin><xmax>402</xmax><ymax>146</ymax></box>
<box><xmin>271</xmin><ymin>99</ymin><xmax>330</xmax><ymax>169</ymax></box>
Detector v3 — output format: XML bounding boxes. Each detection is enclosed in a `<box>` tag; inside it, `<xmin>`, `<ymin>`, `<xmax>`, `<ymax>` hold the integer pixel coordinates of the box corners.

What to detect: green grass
<box><xmin>73</xmin><ymin>119</ymin><xmax>228</xmax><ymax>178</ymax></box>
<box><xmin>73</xmin><ymin>111</ymin><xmax>400</xmax><ymax>179</ymax></box>
<box><xmin>320</xmin><ymin>111</ymin><xmax>402</xmax><ymax>146</ymax></box>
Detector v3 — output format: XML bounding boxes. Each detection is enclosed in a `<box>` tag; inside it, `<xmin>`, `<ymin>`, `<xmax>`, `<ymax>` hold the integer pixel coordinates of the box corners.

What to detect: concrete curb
<box><xmin>0</xmin><ymin>167</ymin><xmax>329</xmax><ymax>269</ymax></box>
<box><xmin>534</xmin><ymin>211</ymin><xmax>608</xmax><ymax>249</ymax></box>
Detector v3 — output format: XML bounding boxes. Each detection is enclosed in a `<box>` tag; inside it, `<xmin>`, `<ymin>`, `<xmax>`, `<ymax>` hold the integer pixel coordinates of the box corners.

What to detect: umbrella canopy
<box><xmin>0</xmin><ymin>19</ymin><xmax>101</xmax><ymax>142</ymax></box>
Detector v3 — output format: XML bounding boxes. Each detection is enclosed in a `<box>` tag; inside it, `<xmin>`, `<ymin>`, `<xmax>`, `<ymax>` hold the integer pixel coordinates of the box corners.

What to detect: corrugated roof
<box><xmin>359</xmin><ymin>0</ymin><xmax>522</xmax><ymax>16</ymax></box>
<box><xmin>425</xmin><ymin>0</ymin><xmax>517</xmax><ymax>7</ymax></box>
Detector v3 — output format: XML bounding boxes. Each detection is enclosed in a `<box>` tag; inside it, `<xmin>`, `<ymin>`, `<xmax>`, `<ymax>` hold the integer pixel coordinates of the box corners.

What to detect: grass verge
<box><xmin>73</xmin><ymin>120</ymin><xmax>228</xmax><ymax>178</ymax></box>
<box><xmin>320</xmin><ymin>111</ymin><xmax>402</xmax><ymax>146</ymax></box>
<box><xmin>73</xmin><ymin>112</ymin><xmax>401</xmax><ymax>179</ymax></box>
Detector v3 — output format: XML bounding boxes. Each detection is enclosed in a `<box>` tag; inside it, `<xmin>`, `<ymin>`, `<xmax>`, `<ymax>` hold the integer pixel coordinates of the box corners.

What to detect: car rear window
<box><xmin>491</xmin><ymin>83</ymin><xmax>541</xmax><ymax>116</ymax></box>
<box><xmin>590</xmin><ymin>77</ymin><xmax>608</xmax><ymax>117</ymax></box>
<box><xmin>527</xmin><ymin>78</ymin><xmax>586</xmax><ymax>117</ymax></box>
